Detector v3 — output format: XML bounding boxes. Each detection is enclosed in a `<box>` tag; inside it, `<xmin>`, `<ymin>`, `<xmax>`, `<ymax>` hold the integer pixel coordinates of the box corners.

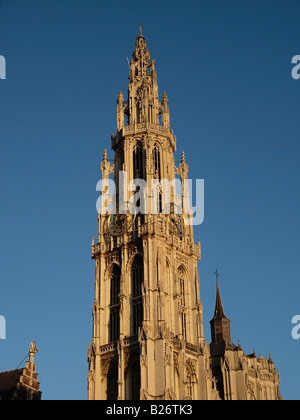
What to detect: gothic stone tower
<box><xmin>88</xmin><ymin>32</ymin><xmax>208</xmax><ymax>401</ymax></box>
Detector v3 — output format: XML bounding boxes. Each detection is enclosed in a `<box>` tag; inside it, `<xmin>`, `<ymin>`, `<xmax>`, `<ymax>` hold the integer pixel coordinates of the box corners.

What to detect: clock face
<box><xmin>107</xmin><ymin>203</ymin><xmax>136</xmax><ymax>236</ymax></box>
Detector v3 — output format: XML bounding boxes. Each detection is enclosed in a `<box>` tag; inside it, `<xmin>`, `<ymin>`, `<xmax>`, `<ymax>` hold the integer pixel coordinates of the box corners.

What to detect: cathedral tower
<box><xmin>88</xmin><ymin>31</ymin><xmax>205</xmax><ymax>401</ymax></box>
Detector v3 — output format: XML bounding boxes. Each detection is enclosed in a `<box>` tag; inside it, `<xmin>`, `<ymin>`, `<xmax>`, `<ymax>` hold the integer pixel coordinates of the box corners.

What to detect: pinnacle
<box><xmin>103</xmin><ymin>149</ymin><xmax>108</xmax><ymax>161</ymax></box>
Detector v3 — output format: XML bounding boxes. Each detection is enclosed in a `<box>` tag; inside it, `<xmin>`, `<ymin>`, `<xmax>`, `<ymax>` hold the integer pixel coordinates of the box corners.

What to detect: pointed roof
<box><xmin>212</xmin><ymin>281</ymin><xmax>228</xmax><ymax>321</ymax></box>
<box><xmin>210</xmin><ymin>279</ymin><xmax>232</xmax><ymax>345</ymax></box>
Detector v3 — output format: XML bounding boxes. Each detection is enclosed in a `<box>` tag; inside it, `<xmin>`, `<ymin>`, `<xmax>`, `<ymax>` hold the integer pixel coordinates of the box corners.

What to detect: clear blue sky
<box><xmin>0</xmin><ymin>0</ymin><xmax>299</xmax><ymax>400</ymax></box>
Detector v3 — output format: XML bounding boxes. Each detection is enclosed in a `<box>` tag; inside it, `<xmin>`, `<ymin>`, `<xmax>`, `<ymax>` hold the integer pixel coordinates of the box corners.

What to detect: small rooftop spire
<box><xmin>210</xmin><ymin>275</ymin><xmax>232</xmax><ymax>345</ymax></box>
<box><xmin>213</xmin><ymin>280</ymin><xmax>226</xmax><ymax>320</ymax></box>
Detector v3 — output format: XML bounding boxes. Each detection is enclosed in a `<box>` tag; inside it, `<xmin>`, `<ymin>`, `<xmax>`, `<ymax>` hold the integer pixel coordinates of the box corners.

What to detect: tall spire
<box><xmin>116</xmin><ymin>32</ymin><xmax>170</xmax><ymax>130</ymax></box>
<box><xmin>210</xmin><ymin>280</ymin><xmax>231</xmax><ymax>344</ymax></box>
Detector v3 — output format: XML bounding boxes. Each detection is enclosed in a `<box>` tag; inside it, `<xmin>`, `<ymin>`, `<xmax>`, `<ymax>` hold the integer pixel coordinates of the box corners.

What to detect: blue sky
<box><xmin>0</xmin><ymin>0</ymin><xmax>299</xmax><ymax>400</ymax></box>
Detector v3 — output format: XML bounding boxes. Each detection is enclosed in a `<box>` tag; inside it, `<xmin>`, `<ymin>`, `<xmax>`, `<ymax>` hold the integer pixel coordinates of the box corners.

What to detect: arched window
<box><xmin>125</xmin><ymin>355</ymin><xmax>141</xmax><ymax>400</ymax></box>
<box><xmin>131</xmin><ymin>256</ymin><xmax>144</xmax><ymax>336</ymax></box>
<box><xmin>180</xmin><ymin>277</ymin><xmax>185</xmax><ymax>307</ymax></box>
<box><xmin>185</xmin><ymin>361</ymin><xmax>197</xmax><ymax>400</ymax></box>
<box><xmin>186</xmin><ymin>370</ymin><xmax>193</xmax><ymax>400</ymax></box>
<box><xmin>107</xmin><ymin>359</ymin><xmax>118</xmax><ymax>400</ymax></box>
<box><xmin>178</xmin><ymin>266</ymin><xmax>187</xmax><ymax>340</ymax></box>
<box><xmin>109</xmin><ymin>265</ymin><xmax>121</xmax><ymax>342</ymax></box>
<box><xmin>153</xmin><ymin>144</ymin><xmax>161</xmax><ymax>180</ymax></box>
<box><xmin>133</xmin><ymin>142</ymin><xmax>145</xmax><ymax>180</ymax></box>
<box><xmin>165</xmin><ymin>260</ymin><xmax>171</xmax><ymax>326</ymax></box>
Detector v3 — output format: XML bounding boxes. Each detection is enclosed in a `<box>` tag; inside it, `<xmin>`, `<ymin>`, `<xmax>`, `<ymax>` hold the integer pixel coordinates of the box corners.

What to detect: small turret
<box><xmin>161</xmin><ymin>92</ymin><xmax>170</xmax><ymax>128</ymax></box>
<box><xmin>117</xmin><ymin>92</ymin><xmax>125</xmax><ymax>131</ymax></box>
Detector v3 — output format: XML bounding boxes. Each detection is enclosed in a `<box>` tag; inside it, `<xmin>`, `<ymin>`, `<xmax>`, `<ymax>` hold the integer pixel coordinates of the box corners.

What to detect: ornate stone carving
<box><xmin>140</xmin><ymin>354</ymin><xmax>147</xmax><ymax>367</ymax></box>
<box><xmin>173</xmin><ymin>353</ymin><xmax>180</xmax><ymax>374</ymax></box>
<box><xmin>247</xmin><ymin>381</ymin><xmax>256</xmax><ymax>400</ymax></box>
<box><xmin>165</xmin><ymin>354</ymin><xmax>172</xmax><ymax>367</ymax></box>
<box><xmin>140</xmin><ymin>389</ymin><xmax>148</xmax><ymax>400</ymax></box>
<box><xmin>101</xmin><ymin>357</ymin><xmax>113</xmax><ymax>376</ymax></box>
<box><xmin>185</xmin><ymin>357</ymin><xmax>197</xmax><ymax>378</ymax></box>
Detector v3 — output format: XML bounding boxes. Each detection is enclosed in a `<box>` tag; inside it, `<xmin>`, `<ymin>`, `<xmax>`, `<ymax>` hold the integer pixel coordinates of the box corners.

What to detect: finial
<box><xmin>162</xmin><ymin>92</ymin><xmax>169</xmax><ymax>105</ymax></box>
<box><xmin>103</xmin><ymin>149</ymin><xmax>108</xmax><ymax>162</ymax></box>
<box><xmin>29</xmin><ymin>340</ymin><xmax>38</xmax><ymax>363</ymax></box>
<box><xmin>181</xmin><ymin>151</ymin><xmax>186</xmax><ymax>164</ymax></box>
<box><xmin>29</xmin><ymin>340</ymin><xmax>38</xmax><ymax>355</ymax></box>
<box><xmin>117</xmin><ymin>91</ymin><xmax>124</xmax><ymax>104</ymax></box>
<box><xmin>238</xmin><ymin>339</ymin><xmax>242</xmax><ymax>350</ymax></box>
<box><xmin>214</xmin><ymin>269</ymin><xmax>220</xmax><ymax>285</ymax></box>
<box><xmin>91</xmin><ymin>236</ymin><xmax>95</xmax><ymax>246</ymax></box>
<box><xmin>139</xmin><ymin>21</ymin><xmax>143</xmax><ymax>36</ymax></box>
